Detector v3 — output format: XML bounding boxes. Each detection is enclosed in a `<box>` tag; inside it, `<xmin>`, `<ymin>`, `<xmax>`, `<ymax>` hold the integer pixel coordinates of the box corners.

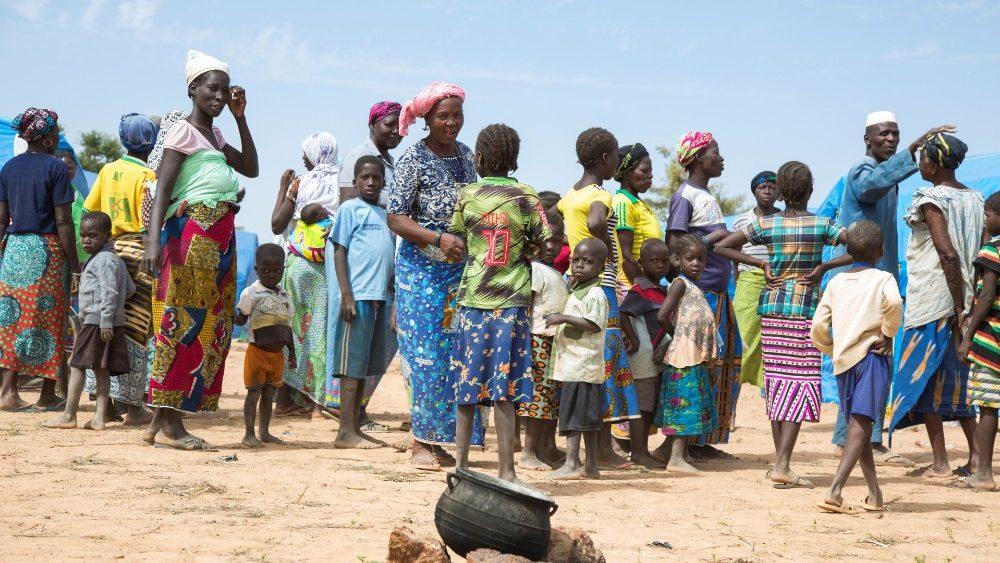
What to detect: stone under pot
<box><xmin>434</xmin><ymin>468</ymin><xmax>558</xmax><ymax>560</ymax></box>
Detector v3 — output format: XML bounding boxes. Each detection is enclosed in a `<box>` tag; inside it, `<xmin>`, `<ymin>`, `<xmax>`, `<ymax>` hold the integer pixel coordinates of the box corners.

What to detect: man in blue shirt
<box><xmin>830</xmin><ymin>111</ymin><xmax>956</xmax><ymax>464</ymax></box>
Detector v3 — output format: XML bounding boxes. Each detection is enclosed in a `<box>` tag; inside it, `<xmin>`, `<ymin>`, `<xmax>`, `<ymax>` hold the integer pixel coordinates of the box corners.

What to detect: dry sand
<box><xmin>1</xmin><ymin>342</ymin><xmax>997</xmax><ymax>561</ymax></box>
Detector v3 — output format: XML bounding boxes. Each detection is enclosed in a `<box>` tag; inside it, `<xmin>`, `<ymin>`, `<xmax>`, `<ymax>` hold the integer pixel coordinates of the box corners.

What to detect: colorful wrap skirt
<box><xmin>148</xmin><ymin>204</ymin><xmax>235</xmax><ymax>413</ymax></box>
<box><xmin>0</xmin><ymin>233</ymin><xmax>69</xmax><ymax>379</ymax></box>
<box><xmin>517</xmin><ymin>334</ymin><xmax>560</xmax><ymax>419</ymax></box>
<box><xmin>889</xmin><ymin>316</ymin><xmax>975</xmax><ymax>438</ymax></box>
<box><xmin>451</xmin><ymin>306</ymin><xmax>533</xmax><ymax>405</ymax></box>
<box><xmin>655</xmin><ymin>363</ymin><xmax>718</xmax><ymax>437</ymax></box>
<box><xmin>395</xmin><ymin>240</ymin><xmax>484</xmax><ymax>446</ymax></box>
<box><xmin>282</xmin><ymin>252</ymin><xmax>327</xmax><ymax>404</ymax></box>
<box><xmin>761</xmin><ymin>315</ymin><xmax>823</xmax><ymax>423</ymax></box>
<box><xmin>601</xmin><ymin>285</ymin><xmax>640</xmax><ymax>422</ymax></box>
<box><xmin>85</xmin><ymin>234</ymin><xmax>152</xmax><ymax>406</ymax></box>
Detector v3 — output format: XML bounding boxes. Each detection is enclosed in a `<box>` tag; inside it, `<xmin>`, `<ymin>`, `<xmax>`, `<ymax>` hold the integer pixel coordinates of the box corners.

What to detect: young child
<box><xmin>43</xmin><ymin>212</ymin><xmax>135</xmax><ymax>431</ymax></box>
<box><xmin>619</xmin><ymin>238</ymin><xmax>673</xmax><ymax>469</ymax></box>
<box><xmin>548</xmin><ymin>238</ymin><xmax>610</xmax><ymax>480</ymax></box>
<box><xmin>288</xmin><ymin>203</ymin><xmax>333</xmax><ymax>262</ymax></box>
<box><xmin>653</xmin><ymin>234</ymin><xmax>718</xmax><ymax>474</ymax></box>
<box><xmin>956</xmin><ymin>191</ymin><xmax>1000</xmax><ymax>491</ymax></box>
<box><xmin>329</xmin><ymin>155</ymin><xmax>395</xmax><ymax>449</ymax></box>
<box><xmin>235</xmin><ymin>244</ymin><xmax>295</xmax><ymax>448</ymax></box>
<box><xmin>811</xmin><ymin>220</ymin><xmax>903</xmax><ymax>513</ymax></box>
<box><xmin>450</xmin><ymin>124</ymin><xmax>550</xmax><ymax>483</ymax></box>
<box><xmin>518</xmin><ymin>210</ymin><xmax>570</xmax><ymax>471</ymax></box>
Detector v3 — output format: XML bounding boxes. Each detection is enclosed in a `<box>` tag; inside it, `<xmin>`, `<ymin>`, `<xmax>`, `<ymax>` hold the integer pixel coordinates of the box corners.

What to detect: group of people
<box><xmin>0</xmin><ymin>50</ymin><xmax>997</xmax><ymax>518</ymax></box>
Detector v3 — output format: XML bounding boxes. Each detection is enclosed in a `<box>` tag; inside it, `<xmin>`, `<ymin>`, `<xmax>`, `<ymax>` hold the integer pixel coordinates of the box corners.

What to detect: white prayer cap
<box><xmin>865</xmin><ymin>111</ymin><xmax>897</xmax><ymax>127</ymax></box>
<box><xmin>185</xmin><ymin>49</ymin><xmax>230</xmax><ymax>86</ymax></box>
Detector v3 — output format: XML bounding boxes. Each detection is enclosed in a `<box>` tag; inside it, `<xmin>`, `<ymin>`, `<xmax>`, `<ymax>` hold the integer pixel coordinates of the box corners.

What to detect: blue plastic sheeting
<box><xmin>233</xmin><ymin>230</ymin><xmax>259</xmax><ymax>340</ymax></box>
<box><xmin>1</xmin><ymin>117</ymin><xmax>90</xmax><ymax>197</ymax></box>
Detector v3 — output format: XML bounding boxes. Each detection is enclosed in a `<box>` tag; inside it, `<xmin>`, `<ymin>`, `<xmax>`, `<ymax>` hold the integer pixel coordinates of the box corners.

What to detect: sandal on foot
<box><xmin>873</xmin><ymin>450</ymin><xmax>915</xmax><ymax>467</ymax></box>
<box><xmin>4</xmin><ymin>404</ymin><xmax>41</xmax><ymax>413</ymax></box>
<box><xmin>154</xmin><ymin>435</ymin><xmax>217</xmax><ymax>451</ymax></box>
<box><xmin>860</xmin><ymin>496</ymin><xmax>886</xmax><ymax>512</ymax></box>
<box><xmin>817</xmin><ymin>500</ymin><xmax>859</xmax><ymax>515</ymax></box>
<box><xmin>361</xmin><ymin>421</ymin><xmax>391</xmax><ymax>433</ymax></box>
<box><xmin>947</xmin><ymin>476</ymin><xmax>998</xmax><ymax>491</ymax></box>
<box><xmin>773</xmin><ymin>475</ymin><xmax>815</xmax><ymax>489</ymax></box>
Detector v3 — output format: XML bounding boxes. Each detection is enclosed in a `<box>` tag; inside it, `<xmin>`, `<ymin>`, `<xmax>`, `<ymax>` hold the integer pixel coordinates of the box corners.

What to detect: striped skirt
<box><xmin>761</xmin><ymin>315</ymin><xmax>822</xmax><ymax>423</ymax></box>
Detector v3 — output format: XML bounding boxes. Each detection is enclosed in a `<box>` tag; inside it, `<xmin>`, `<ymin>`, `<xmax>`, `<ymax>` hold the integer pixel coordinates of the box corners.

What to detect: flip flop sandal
<box><xmin>947</xmin><ymin>476</ymin><xmax>998</xmax><ymax>491</ymax></box>
<box><xmin>40</xmin><ymin>400</ymin><xmax>68</xmax><ymax>412</ymax></box>
<box><xmin>361</xmin><ymin>421</ymin><xmax>391</xmax><ymax>433</ymax></box>
<box><xmin>874</xmin><ymin>451</ymin><xmax>915</xmax><ymax>467</ymax></box>
<box><xmin>774</xmin><ymin>476</ymin><xmax>815</xmax><ymax>489</ymax></box>
<box><xmin>154</xmin><ymin>435</ymin><xmax>218</xmax><ymax>451</ymax></box>
<box><xmin>953</xmin><ymin>465</ymin><xmax>973</xmax><ymax>478</ymax></box>
<box><xmin>860</xmin><ymin>496</ymin><xmax>886</xmax><ymax>512</ymax></box>
<box><xmin>5</xmin><ymin>404</ymin><xmax>41</xmax><ymax>413</ymax></box>
<box><xmin>817</xmin><ymin>501</ymin><xmax>859</xmax><ymax>515</ymax></box>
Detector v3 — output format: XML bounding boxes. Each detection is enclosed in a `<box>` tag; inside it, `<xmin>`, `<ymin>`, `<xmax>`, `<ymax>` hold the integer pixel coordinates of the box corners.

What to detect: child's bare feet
<box><xmin>82</xmin><ymin>418</ymin><xmax>105</xmax><ymax>431</ymax></box>
<box><xmin>631</xmin><ymin>453</ymin><xmax>667</xmax><ymax>470</ymax></box>
<box><xmin>260</xmin><ymin>433</ymin><xmax>287</xmax><ymax>446</ymax></box>
<box><xmin>409</xmin><ymin>448</ymin><xmax>441</xmax><ymax>471</ymax></box>
<box><xmin>334</xmin><ymin>432</ymin><xmax>382</xmax><ymax>449</ymax></box>
<box><xmin>549</xmin><ymin>464</ymin><xmax>586</xmax><ymax>480</ymax></box>
<box><xmin>597</xmin><ymin>450</ymin><xmax>631</xmax><ymax>469</ymax></box>
<box><xmin>666</xmin><ymin>457</ymin><xmax>699</xmax><ymax>475</ymax></box>
<box><xmin>518</xmin><ymin>453</ymin><xmax>553</xmax><ymax>471</ymax></box>
<box><xmin>242</xmin><ymin>434</ymin><xmax>263</xmax><ymax>448</ymax></box>
<box><xmin>41</xmin><ymin>413</ymin><xmax>77</xmax><ymax>429</ymax></box>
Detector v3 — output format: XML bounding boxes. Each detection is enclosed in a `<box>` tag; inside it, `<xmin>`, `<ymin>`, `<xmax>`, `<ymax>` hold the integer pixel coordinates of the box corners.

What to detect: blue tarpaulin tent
<box><xmin>233</xmin><ymin>230</ymin><xmax>259</xmax><ymax>340</ymax></box>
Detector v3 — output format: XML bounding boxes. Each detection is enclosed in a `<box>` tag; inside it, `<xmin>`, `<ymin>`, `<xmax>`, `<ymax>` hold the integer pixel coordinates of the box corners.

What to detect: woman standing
<box><xmin>665</xmin><ymin>131</ymin><xmax>740</xmax><ymax>457</ymax></box>
<box><xmin>731</xmin><ymin>171</ymin><xmax>779</xmax><ymax>388</ymax></box>
<box><xmin>0</xmin><ymin>108</ymin><xmax>81</xmax><ymax>411</ymax></box>
<box><xmin>140</xmin><ymin>50</ymin><xmax>258</xmax><ymax>449</ymax></box>
<box><xmin>888</xmin><ymin>133</ymin><xmax>979</xmax><ymax>478</ymax></box>
<box><xmin>270</xmin><ymin>132</ymin><xmax>339</xmax><ymax>418</ymax></box>
<box><xmin>80</xmin><ymin>113</ymin><xmax>159</xmax><ymax>426</ymax></box>
<box><xmin>558</xmin><ymin>127</ymin><xmax>641</xmax><ymax>468</ymax></box>
<box><xmin>387</xmin><ymin>82</ymin><xmax>485</xmax><ymax>470</ymax></box>
<box><xmin>613</xmin><ymin>143</ymin><xmax>662</xmax><ymax>292</ymax></box>
<box><xmin>716</xmin><ymin>161</ymin><xmax>847</xmax><ymax>488</ymax></box>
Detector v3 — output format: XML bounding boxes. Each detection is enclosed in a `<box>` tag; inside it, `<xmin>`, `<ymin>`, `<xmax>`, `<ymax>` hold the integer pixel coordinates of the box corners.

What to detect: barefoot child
<box><xmin>812</xmin><ymin>220</ymin><xmax>902</xmax><ymax>513</ymax></box>
<box><xmin>235</xmin><ymin>244</ymin><xmax>295</xmax><ymax>448</ymax></box>
<box><xmin>956</xmin><ymin>191</ymin><xmax>1000</xmax><ymax>491</ymax></box>
<box><xmin>329</xmin><ymin>155</ymin><xmax>395</xmax><ymax>449</ymax></box>
<box><xmin>518</xmin><ymin>210</ymin><xmax>570</xmax><ymax>471</ymax></box>
<box><xmin>450</xmin><ymin>124</ymin><xmax>550</xmax><ymax>482</ymax></box>
<box><xmin>619</xmin><ymin>238</ymin><xmax>673</xmax><ymax>469</ymax></box>
<box><xmin>43</xmin><ymin>212</ymin><xmax>134</xmax><ymax>431</ymax></box>
<box><xmin>548</xmin><ymin>238</ymin><xmax>609</xmax><ymax>480</ymax></box>
<box><xmin>653</xmin><ymin>234</ymin><xmax>718</xmax><ymax>474</ymax></box>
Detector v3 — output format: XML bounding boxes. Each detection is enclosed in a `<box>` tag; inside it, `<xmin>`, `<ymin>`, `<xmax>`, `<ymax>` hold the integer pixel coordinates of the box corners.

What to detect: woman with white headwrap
<box><xmin>138</xmin><ymin>49</ymin><xmax>258</xmax><ymax>450</ymax></box>
<box><xmin>270</xmin><ymin>132</ymin><xmax>340</xmax><ymax>417</ymax></box>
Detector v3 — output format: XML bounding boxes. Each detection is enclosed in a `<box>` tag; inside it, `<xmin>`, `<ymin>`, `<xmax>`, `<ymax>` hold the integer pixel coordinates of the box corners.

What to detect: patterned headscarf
<box><xmin>750</xmin><ymin>170</ymin><xmax>777</xmax><ymax>192</ymax></box>
<box><xmin>922</xmin><ymin>133</ymin><xmax>968</xmax><ymax>170</ymax></box>
<box><xmin>369</xmin><ymin>101</ymin><xmax>402</xmax><ymax>126</ymax></box>
<box><xmin>11</xmin><ymin>107</ymin><xmax>59</xmax><ymax>143</ymax></box>
<box><xmin>119</xmin><ymin>113</ymin><xmax>158</xmax><ymax>153</ymax></box>
<box><xmin>295</xmin><ymin>132</ymin><xmax>341</xmax><ymax>219</ymax></box>
<box><xmin>613</xmin><ymin>143</ymin><xmax>650</xmax><ymax>181</ymax></box>
<box><xmin>399</xmin><ymin>82</ymin><xmax>465</xmax><ymax>137</ymax></box>
<box><xmin>675</xmin><ymin>131</ymin><xmax>714</xmax><ymax>168</ymax></box>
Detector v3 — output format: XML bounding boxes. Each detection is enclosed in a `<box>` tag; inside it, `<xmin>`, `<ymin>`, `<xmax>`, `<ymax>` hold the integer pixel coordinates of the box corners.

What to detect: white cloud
<box><xmin>117</xmin><ymin>0</ymin><xmax>159</xmax><ymax>30</ymax></box>
<box><xmin>9</xmin><ymin>0</ymin><xmax>49</xmax><ymax>20</ymax></box>
<box><xmin>81</xmin><ymin>0</ymin><xmax>107</xmax><ymax>30</ymax></box>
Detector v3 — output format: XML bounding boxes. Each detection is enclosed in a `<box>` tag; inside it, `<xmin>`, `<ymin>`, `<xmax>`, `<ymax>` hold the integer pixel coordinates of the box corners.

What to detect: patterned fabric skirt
<box><xmin>602</xmin><ymin>285</ymin><xmax>640</xmax><ymax>422</ymax></box>
<box><xmin>761</xmin><ymin>315</ymin><xmax>822</xmax><ymax>423</ymax></box>
<box><xmin>281</xmin><ymin>253</ymin><xmax>327</xmax><ymax>404</ymax></box>
<box><xmin>733</xmin><ymin>270</ymin><xmax>765</xmax><ymax>387</ymax></box>
<box><xmin>889</xmin><ymin>317</ymin><xmax>975</xmax><ymax>436</ymax></box>
<box><xmin>699</xmin><ymin>290</ymin><xmax>743</xmax><ymax>443</ymax></box>
<box><xmin>654</xmin><ymin>363</ymin><xmax>718</xmax><ymax>437</ymax></box>
<box><xmin>0</xmin><ymin>233</ymin><xmax>69</xmax><ymax>379</ymax></box>
<box><xmin>148</xmin><ymin>204</ymin><xmax>235</xmax><ymax>413</ymax></box>
<box><xmin>968</xmin><ymin>364</ymin><xmax>1000</xmax><ymax>409</ymax></box>
<box><xmin>451</xmin><ymin>307</ymin><xmax>532</xmax><ymax>405</ymax></box>
<box><xmin>396</xmin><ymin>241</ymin><xmax>484</xmax><ymax>446</ymax></box>
<box><xmin>517</xmin><ymin>334</ymin><xmax>560</xmax><ymax>419</ymax></box>
<box><xmin>85</xmin><ymin>235</ymin><xmax>152</xmax><ymax>406</ymax></box>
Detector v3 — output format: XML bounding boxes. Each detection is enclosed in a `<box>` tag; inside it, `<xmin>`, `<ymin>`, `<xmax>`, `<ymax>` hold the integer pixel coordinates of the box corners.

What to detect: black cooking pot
<box><xmin>434</xmin><ymin>468</ymin><xmax>558</xmax><ymax>560</ymax></box>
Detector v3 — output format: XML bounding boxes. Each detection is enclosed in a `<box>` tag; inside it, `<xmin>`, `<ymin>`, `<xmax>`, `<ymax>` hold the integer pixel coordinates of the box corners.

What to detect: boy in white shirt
<box><xmin>811</xmin><ymin>220</ymin><xmax>902</xmax><ymax>514</ymax></box>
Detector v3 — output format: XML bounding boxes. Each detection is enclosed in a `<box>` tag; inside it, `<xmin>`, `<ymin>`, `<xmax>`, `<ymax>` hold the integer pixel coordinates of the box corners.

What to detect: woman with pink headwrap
<box><xmin>386</xmin><ymin>82</ymin><xmax>485</xmax><ymax>470</ymax></box>
<box><xmin>663</xmin><ymin>131</ymin><xmax>742</xmax><ymax>461</ymax></box>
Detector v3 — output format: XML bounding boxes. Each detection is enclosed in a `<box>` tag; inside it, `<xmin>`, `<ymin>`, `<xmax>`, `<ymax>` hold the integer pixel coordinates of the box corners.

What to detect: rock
<box><xmin>386</xmin><ymin>526</ymin><xmax>450</xmax><ymax>563</ymax></box>
<box><xmin>545</xmin><ymin>526</ymin><xmax>606</xmax><ymax>563</ymax></box>
<box><xmin>466</xmin><ymin>548</ymin><xmax>533</xmax><ymax>563</ymax></box>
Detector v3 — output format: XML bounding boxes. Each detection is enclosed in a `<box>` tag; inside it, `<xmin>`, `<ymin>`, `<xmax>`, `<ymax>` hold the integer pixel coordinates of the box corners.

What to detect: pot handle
<box><xmin>548</xmin><ymin>502</ymin><xmax>559</xmax><ymax>516</ymax></box>
<box><xmin>446</xmin><ymin>473</ymin><xmax>458</xmax><ymax>492</ymax></box>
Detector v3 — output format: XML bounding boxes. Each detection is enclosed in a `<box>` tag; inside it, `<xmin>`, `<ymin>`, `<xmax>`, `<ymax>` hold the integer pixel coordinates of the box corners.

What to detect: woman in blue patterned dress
<box><xmin>387</xmin><ymin>82</ymin><xmax>484</xmax><ymax>470</ymax></box>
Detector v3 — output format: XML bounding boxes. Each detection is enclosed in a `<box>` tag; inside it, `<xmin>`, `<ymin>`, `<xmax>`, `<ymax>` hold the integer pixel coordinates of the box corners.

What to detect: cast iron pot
<box><xmin>434</xmin><ymin>468</ymin><xmax>558</xmax><ymax>560</ymax></box>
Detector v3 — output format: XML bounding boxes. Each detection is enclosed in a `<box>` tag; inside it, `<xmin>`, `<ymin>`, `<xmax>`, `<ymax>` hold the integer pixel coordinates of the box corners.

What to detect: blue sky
<box><xmin>2</xmin><ymin>0</ymin><xmax>999</xmax><ymax>238</ymax></box>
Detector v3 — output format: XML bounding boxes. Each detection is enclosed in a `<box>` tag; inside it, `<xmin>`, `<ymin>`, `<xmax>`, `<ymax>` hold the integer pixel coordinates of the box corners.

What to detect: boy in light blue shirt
<box><xmin>327</xmin><ymin>155</ymin><xmax>395</xmax><ymax>449</ymax></box>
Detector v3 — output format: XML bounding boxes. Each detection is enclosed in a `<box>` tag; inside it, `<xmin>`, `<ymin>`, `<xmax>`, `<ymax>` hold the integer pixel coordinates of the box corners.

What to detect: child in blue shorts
<box><xmin>329</xmin><ymin>155</ymin><xmax>395</xmax><ymax>449</ymax></box>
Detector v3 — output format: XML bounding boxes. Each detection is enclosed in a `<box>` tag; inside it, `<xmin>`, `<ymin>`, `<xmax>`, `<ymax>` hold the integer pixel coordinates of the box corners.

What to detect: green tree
<box><xmin>77</xmin><ymin>130</ymin><xmax>123</xmax><ymax>172</ymax></box>
<box><xmin>644</xmin><ymin>146</ymin><xmax>747</xmax><ymax>222</ymax></box>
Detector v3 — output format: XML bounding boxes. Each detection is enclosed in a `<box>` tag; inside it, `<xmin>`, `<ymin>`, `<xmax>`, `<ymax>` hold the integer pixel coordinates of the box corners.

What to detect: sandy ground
<box><xmin>1</xmin><ymin>343</ymin><xmax>997</xmax><ymax>562</ymax></box>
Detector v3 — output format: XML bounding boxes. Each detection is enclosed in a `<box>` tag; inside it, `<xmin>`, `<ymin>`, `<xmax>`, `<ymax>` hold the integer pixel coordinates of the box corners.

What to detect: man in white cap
<box><xmin>828</xmin><ymin>112</ymin><xmax>955</xmax><ymax>464</ymax></box>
